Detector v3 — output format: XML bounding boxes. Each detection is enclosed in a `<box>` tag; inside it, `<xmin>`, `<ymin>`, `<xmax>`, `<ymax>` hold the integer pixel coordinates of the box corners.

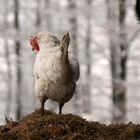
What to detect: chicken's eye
<box><xmin>53</xmin><ymin>40</ymin><xmax>59</xmax><ymax>46</ymax></box>
<box><xmin>54</xmin><ymin>40</ymin><xmax>58</xmax><ymax>44</ymax></box>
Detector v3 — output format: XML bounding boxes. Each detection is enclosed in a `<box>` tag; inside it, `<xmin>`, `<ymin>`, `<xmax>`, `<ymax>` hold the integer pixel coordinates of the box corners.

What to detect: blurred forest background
<box><xmin>0</xmin><ymin>0</ymin><xmax>139</xmax><ymax>124</ymax></box>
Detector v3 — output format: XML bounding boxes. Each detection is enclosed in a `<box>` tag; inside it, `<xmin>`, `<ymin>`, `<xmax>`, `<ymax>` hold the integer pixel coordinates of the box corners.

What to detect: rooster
<box><xmin>30</xmin><ymin>31</ymin><xmax>80</xmax><ymax>115</ymax></box>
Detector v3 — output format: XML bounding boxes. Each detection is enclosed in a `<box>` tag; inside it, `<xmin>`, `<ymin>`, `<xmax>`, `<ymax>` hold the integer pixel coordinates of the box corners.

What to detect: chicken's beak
<box><xmin>30</xmin><ymin>36</ymin><xmax>35</xmax><ymax>51</ymax></box>
<box><xmin>30</xmin><ymin>36</ymin><xmax>33</xmax><ymax>46</ymax></box>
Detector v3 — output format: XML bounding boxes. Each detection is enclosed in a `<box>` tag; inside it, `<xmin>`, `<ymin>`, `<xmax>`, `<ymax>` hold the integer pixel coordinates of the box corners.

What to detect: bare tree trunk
<box><xmin>83</xmin><ymin>0</ymin><xmax>92</xmax><ymax>113</ymax></box>
<box><xmin>68</xmin><ymin>0</ymin><xmax>79</xmax><ymax>113</ymax></box>
<box><xmin>4</xmin><ymin>0</ymin><xmax>12</xmax><ymax>116</ymax></box>
<box><xmin>135</xmin><ymin>0</ymin><xmax>140</xmax><ymax>21</ymax></box>
<box><xmin>68</xmin><ymin>0</ymin><xmax>77</xmax><ymax>55</ymax></box>
<box><xmin>118</xmin><ymin>0</ymin><xmax>128</xmax><ymax>121</ymax></box>
<box><xmin>107</xmin><ymin>0</ymin><xmax>128</xmax><ymax>122</ymax></box>
<box><xmin>36</xmin><ymin>0</ymin><xmax>41</xmax><ymax>27</ymax></box>
<box><xmin>44</xmin><ymin>0</ymin><xmax>53</xmax><ymax>32</ymax></box>
<box><xmin>5</xmin><ymin>42</ymin><xmax>12</xmax><ymax>116</ymax></box>
<box><xmin>14</xmin><ymin>0</ymin><xmax>22</xmax><ymax>120</ymax></box>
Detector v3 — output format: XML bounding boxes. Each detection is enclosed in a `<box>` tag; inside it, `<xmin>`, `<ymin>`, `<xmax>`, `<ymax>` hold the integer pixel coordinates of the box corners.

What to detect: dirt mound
<box><xmin>0</xmin><ymin>109</ymin><xmax>140</xmax><ymax>140</ymax></box>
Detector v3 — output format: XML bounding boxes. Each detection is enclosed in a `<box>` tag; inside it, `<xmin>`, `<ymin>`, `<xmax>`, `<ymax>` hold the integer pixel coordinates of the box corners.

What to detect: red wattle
<box><xmin>30</xmin><ymin>36</ymin><xmax>39</xmax><ymax>51</ymax></box>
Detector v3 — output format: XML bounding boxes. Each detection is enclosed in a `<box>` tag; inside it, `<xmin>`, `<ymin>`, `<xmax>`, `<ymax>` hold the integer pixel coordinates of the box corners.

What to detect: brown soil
<box><xmin>0</xmin><ymin>109</ymin><xmax>140</xmax><ymax>140</ymax></box>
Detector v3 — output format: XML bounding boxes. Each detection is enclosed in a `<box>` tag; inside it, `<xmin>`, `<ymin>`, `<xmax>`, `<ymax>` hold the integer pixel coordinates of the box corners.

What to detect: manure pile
<box><xmin>0</xmin><ymin>109</ymin><xmax>140</xmax><ymax>140</ymax></box>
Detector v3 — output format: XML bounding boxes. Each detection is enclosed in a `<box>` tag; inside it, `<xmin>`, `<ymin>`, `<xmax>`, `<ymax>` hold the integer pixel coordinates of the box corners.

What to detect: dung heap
<box><xmin>0</xmin><ymin>109</ymin><xmax>140</xmax><ymax>140</ymax></box>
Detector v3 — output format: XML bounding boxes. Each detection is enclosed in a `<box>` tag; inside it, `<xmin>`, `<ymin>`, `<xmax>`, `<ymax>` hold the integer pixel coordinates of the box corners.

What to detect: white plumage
<box><xmin>30</xmin><ymin>31</ymin><xmax>79</xmax><ymax>114</ymax></box>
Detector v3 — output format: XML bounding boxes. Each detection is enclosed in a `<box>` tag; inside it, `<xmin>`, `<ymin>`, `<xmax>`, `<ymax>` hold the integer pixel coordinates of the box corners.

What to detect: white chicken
<box><xmin>30</xmin><ymin>31</ymin><xmax>80</xmax><ymax>114</ymax></box>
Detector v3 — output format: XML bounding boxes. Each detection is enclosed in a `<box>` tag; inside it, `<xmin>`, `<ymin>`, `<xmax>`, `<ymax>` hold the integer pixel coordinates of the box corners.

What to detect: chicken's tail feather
<box><xmin>60</xmin><ymin>32</ymin><xmax>70</xmax><ymax>61</ymax></box>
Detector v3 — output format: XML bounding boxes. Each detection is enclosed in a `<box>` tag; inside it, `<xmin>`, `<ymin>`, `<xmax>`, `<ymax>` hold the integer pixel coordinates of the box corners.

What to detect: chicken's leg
<box><xmin>59</xmin><ymin>102</ymin><xmax>64</xmax><ymax>114</ymax></box>
<box><xmin>41</xmin><ymin>100</ymin><xmax>45</xmax><ymax>115</ymax></box>
<box><xmin>40</xmin><ymin>96</ymin><xmax>47</xmax><ymax>115</ymax></box>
